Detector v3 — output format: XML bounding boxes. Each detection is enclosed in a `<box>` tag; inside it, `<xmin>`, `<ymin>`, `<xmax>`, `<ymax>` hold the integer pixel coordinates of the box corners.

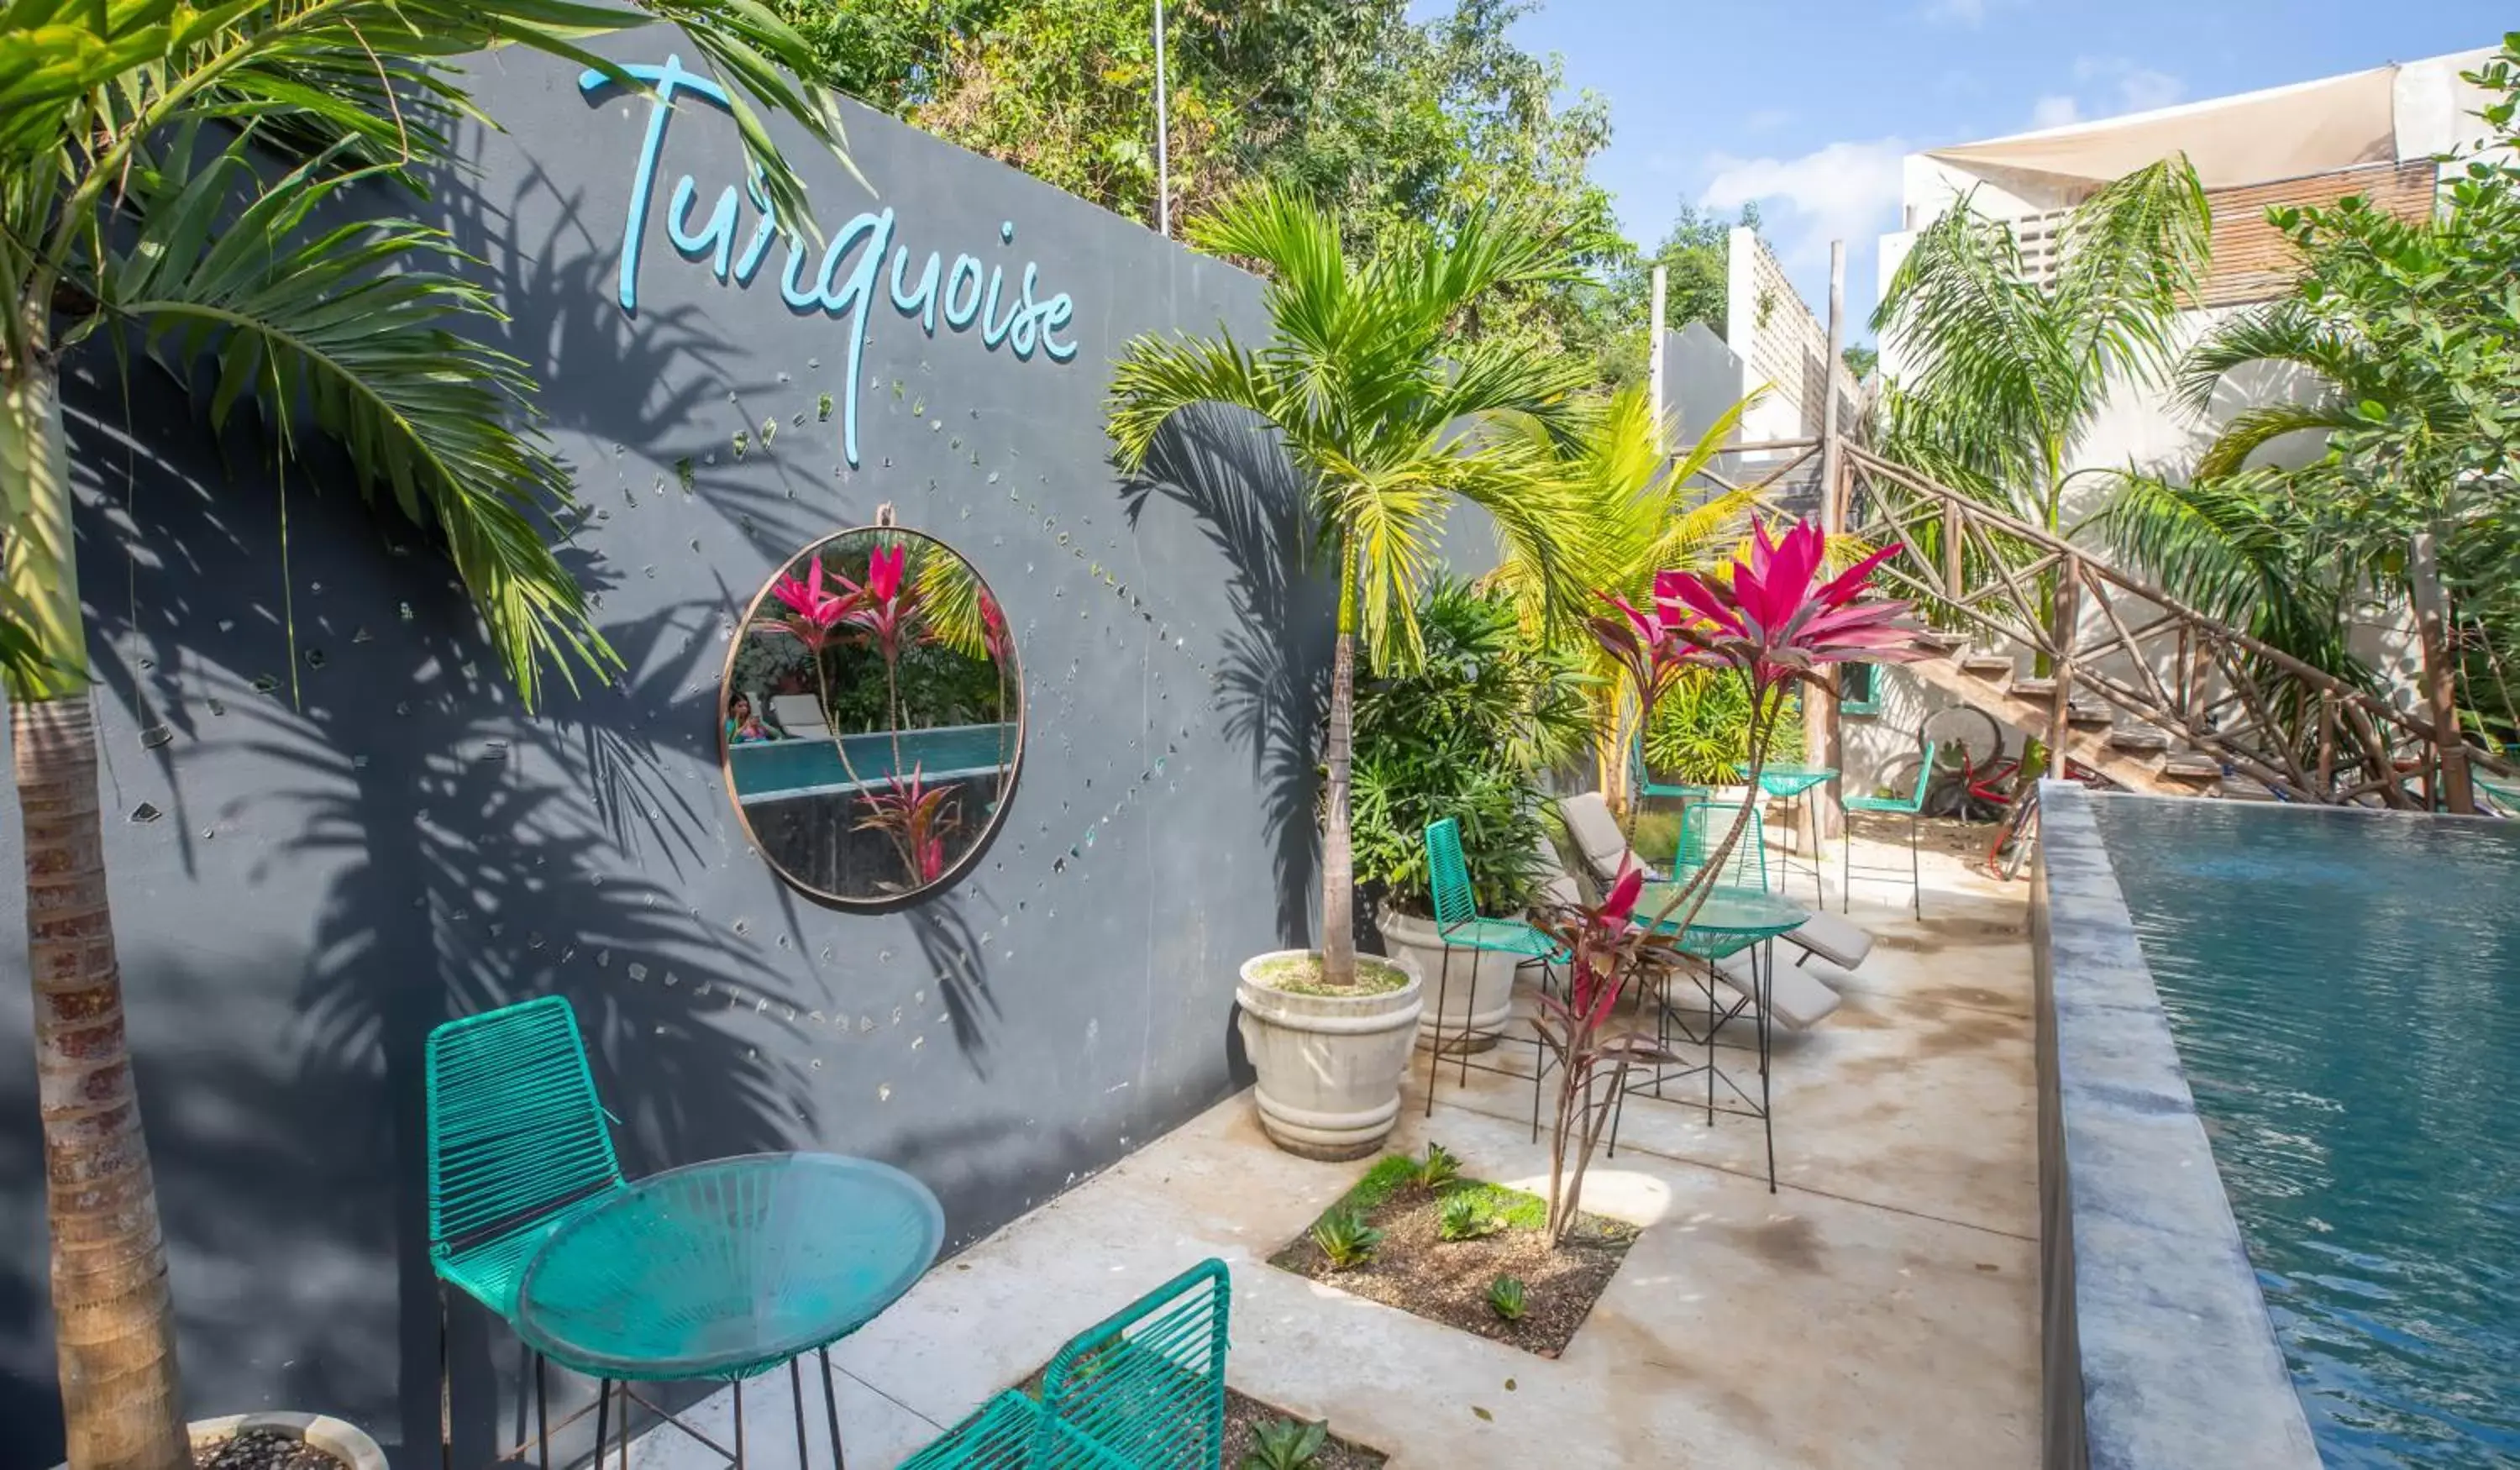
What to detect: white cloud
<box><xmin>2029</xmin><ymin>94</ymin><xmax>2082</xmax><ymax>129</ymax></box>
<box><xmin>2021</xmin><ymin>59</ymin><xmax>2186</xmax><ymax>130</ymax></box>
<box><xmin>1744</xmin><ymin>108</ymin><xmax>1795</xmax><ymax>134</ymax></box>
<box><xmin>2114</xmin><ymin>66</ymin><xmax>2185</xmax><ymax>113</ymax></box>
<box><xmin>1701</xmin><ymin>138</ymin><xmax>1910</xmax><ymax>269</ymax></box>
<box><xmin>1920</xmin><ymin>0</ymin><xmax>2019</xmax><ymax>26</ymax></box>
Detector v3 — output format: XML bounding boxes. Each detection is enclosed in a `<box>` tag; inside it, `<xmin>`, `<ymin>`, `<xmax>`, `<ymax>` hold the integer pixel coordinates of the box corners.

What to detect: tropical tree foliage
<box><xmin>1871</xmin><ymin>157</ymin><xmax>2210</xmax><ymax>538</ymax></box>
<box><xmin>1350</xmin><ymin>577</ymin><xmax>1586</xmax><ymax>915</ymax></box>
<box><xmin>0</xmin><ymin>8</ymin><xmax>847</xmax><ymax>1465</ymax></box>
<box><xmin>780</xmin><ymin>0</ymin><xmax>1640</xmax><ymax>380</ymax></box>
<box><xmin>1488</xmin><ymin>385</ymin><xmax>1761</xmax><ymax>807</ymax></box>
<box><xmin>1108</xmin><ymin>185</ymin><xmax>1593</xmax><ymax>988</ymax></box>
<box><xmin>2092</xmin><ymin>36</ymin><xmax>2520</xmax><ymax>801</ymax></box>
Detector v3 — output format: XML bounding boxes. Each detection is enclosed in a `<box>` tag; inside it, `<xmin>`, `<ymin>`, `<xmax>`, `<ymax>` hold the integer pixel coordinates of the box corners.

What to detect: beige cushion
<box><xmin>769</xmin><ymin>694</ymin><xmax>830</xmax><ymax>738</ymax></box>
<box><xmin>1557</xmin><ymin>792</ymin><xmax>1635</xmax><ymax>883</ymax></box>
<box><xmin>1712</xmin><ymin>951</ymin><xmax>1845</xmax><ymax>1030</ymax></box>
<box><xmin>1530</xmin><ymin>832</ymin><xmax>1584</xmax><ymax>909</ymax></box>
<box><xmin>1785</xmin><ymin>910</ymin><xmax>1874</xmax><ymax>972</ymax></box>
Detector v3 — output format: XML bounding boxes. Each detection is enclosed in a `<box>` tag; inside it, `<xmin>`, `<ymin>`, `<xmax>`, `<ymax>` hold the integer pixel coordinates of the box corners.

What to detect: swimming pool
<box><xmin>2092</xmin><ymin>797</ymin><xmax>2520</xmax><ymax>1466</ymax></box>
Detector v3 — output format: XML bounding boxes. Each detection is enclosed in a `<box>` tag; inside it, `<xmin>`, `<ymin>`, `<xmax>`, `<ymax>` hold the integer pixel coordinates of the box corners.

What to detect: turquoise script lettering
<box><xmin>580</xmin><ymin>55</ymin><xmax>1079</xmax><ymax>467</ymax></box>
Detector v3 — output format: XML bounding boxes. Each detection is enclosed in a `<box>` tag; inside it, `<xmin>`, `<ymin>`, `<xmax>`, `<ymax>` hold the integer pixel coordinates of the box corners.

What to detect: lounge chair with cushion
<box><xmin>1557</xmin><ymin>791</ymin><xmax>1873</xmax><ymax>980</ymax></box>
<box><xmin>1549</xmin><ymin>792</ymin><xmax>1848</xmax><ymax>1031</ymax></box>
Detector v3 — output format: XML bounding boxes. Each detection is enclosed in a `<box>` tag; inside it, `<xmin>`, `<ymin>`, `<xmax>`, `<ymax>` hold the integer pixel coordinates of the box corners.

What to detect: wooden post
<box><xmin>1153</xmin><ymin>0</ymin><xmax>1170</xmax><ymax>236</ymax></box>
<box><xmin>2049</xmin><ymin>556</ymin><xmax>2080</xmax><ymax>778</ymax></box>
<box><xmin>2409</xmin><ymin>529</ymin><xmax>2473</xmax><ymax>813</ymax></box>
<box><xmin>1647</xmin><ymin>263</ymin><xmax>1668</xmax><ymax>454</ymax></box>
<box><xmin>1941</xmin><ymin>498</ymin><xmax>1962</xmax><ymax>602</ymax></box>
<box><xmin>1809</xmin><ymin>241</ymin><xmax>1846</xmax><ymax>838</ymax></box>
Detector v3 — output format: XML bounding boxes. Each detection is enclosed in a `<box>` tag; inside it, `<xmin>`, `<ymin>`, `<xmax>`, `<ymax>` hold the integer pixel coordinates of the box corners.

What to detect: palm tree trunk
<box><xmin>4</xmin><ymin>364</ymin><xmax>187</xmax><ymax>1470</ymax></box>
<box><xmin>2408</xmin><ymin>529</ymin><xmax>2474</xmax><ymax>814</ymax></box>
<box><xmin>1319</xmin><ymin>541</ymin><xmax>1358</xmax><ymax>986</ymax></box>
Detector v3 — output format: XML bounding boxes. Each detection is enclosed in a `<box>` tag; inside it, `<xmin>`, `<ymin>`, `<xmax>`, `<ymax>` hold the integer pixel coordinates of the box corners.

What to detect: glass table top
<box><xmin>1634</xmin><ymin>883</ymin><xmax>1809</xmax><ymax>943</ymax></box>
<box><xmin>1735</xmin><ymin>764</ymin><xmax>1836</xmax><ymax>797</ymax></box>
<box><xmin>515</xmin><ymin>1151</ymin><xmax>943</xmax><ymax>1381</ymax></box>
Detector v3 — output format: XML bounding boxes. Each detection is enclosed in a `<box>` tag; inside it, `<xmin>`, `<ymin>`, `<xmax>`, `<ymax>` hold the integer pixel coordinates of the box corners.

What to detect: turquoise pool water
<box><xmin>2094</xmin><ymin>798</ymin><xmax>2520</xmax><ymax>1466</ymax></box>
<box><xmin>727</xmin><ymin>722</ymin><xmax>1017</xmax><ymax>805</ymax></box>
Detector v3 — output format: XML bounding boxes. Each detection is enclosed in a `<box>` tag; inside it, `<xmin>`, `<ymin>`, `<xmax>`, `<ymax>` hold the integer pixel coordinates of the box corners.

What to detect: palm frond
<box><xmin>2052</xmin><ymin>155</ymin><xmax>2211</xmax><ymax>391</ymax></box>
<box><xmin>2174</xmin><ymin>302</ymin><xmax>2367</xmax><ymax>417</ymax></box>
<box><xmin>105</xmin><ymin>136</ymin><xmax>617</xmax><ymax>708</ymax></box>
<box><xmin>1870</xmin><ymin>196</ymin><xmax>2060</xmax><ymax>502</ymax></box>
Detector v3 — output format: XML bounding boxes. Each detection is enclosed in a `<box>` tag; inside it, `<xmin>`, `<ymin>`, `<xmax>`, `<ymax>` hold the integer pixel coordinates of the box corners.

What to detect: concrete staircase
<box><xmin>1904</xmin><ymin>629</ymin><xmax>2228</xmax><ymax>796</ymax></box>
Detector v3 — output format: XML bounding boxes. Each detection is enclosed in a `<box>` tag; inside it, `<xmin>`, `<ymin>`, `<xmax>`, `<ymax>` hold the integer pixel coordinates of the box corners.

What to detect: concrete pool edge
<box><xmin>2031</xmin><ymin>782</ymin><xmax>2318</xmax><ymax>1470</ymax></box>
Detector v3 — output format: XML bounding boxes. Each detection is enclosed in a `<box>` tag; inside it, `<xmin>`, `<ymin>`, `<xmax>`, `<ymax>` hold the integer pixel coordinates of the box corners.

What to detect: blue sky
<box><xmin>1467</xmin><ymin>1</ymin><xmax>2509</xmax><ymax>336</ymax></box>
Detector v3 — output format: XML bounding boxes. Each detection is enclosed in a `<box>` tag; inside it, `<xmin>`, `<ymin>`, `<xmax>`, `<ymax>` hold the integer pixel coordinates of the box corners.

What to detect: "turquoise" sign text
<box><xmin>581</xmin><ymin>55</ymin><xmax>1079</xmax><ymax>467</ymax></box>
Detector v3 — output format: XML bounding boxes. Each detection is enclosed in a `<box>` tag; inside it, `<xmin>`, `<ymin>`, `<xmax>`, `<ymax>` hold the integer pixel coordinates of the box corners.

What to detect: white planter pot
<box><xmin>53</xmin><ymin>1415</ymin><xmax>391</xmax><ymax>1470</ymax></box>
<box><xmin>1236</xmin><ymin>950</ymin><xmax>1425</xmax><ymax>1162</ymax></box>
<box><xmin>1378</xmin><ymin>903</ymin><xmax>1526</xmax><ymax>1053</ymax></box>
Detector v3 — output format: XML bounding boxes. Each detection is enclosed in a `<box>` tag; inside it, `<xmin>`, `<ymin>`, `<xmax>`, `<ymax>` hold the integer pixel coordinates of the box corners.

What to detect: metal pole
<box><xmin>1153</xmin><ymin>0</ymin><xmax>1170</xmax><ymax>238</ymax></box>
<box><xmin>1810</xmin><ymin>239</ymin><xmax>1847</xmax><ymax>837</ymax></box>
<box><xmin>1647</xmin><ymin>262</ymin><xmax>1667</xmax><ymax>453</ymax></box>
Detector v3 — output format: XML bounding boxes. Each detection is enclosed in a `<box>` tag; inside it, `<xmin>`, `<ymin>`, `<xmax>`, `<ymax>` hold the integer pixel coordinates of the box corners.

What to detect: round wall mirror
<box><xmin>720</xmin><ymin>523</ymin><xmax>1022</xmax><ymax>906</ymax></box>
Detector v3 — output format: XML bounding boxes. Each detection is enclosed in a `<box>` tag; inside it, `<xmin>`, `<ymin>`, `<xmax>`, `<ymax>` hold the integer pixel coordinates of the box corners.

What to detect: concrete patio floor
<box><xmin>624</xmin><ymin>825</ymin><xmax>2040</xmax><ymax>1469</ymax></box>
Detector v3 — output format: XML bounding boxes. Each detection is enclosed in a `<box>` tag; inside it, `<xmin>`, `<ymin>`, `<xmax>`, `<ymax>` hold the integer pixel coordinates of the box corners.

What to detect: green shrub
<box><xmin>1486</xmin><ymin>1273</ymin><xmax>1528</xmax><ymax>1321</ymax></box>
<box><xmin>1351</xmin><ymin>578</ymin><xmax>1587</xmax><ymax>916</ymax></box>
<box><xmin>1642</xmin><ymin>669</ymin><xmax>1806</xmax><ymax>785</ymax></box>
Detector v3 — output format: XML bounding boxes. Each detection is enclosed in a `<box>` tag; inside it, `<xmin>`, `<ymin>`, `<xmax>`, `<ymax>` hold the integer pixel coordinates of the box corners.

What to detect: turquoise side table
<box><xmin>517</xmin><ymin>1151</ymin><xmax>943</xmax><ymax>1467</ymax></box>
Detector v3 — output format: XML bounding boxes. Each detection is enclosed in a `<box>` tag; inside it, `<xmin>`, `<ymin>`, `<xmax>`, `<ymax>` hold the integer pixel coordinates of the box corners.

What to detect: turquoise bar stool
<box><xmin>1422</xmin><ymin>816</ymin><xmax>1569</xmax><ymax>1136</ymax></box>
<box><xmin>425</xmin><ymin>995</ymin><xmax>627</xmax><ymax>1469</ymax></box>
<box><xmin>1843</xmin><ymin>740</ymin><xmax>1937</xmax><ymax>918</ymax></box>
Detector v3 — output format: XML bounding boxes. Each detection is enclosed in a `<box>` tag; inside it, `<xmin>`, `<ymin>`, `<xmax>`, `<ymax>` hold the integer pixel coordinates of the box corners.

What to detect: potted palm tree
<box><xmin>2</xmin><ymin>10</ymin><xmax>844</xmax><ymax>1466</ymax></box>
<box><xmin>1109</xmin><ymin>187</ymin><xmax>1593</xmax><ymax>1159</ymax></box>
<box><xmin>1350</xmin><ymin>578</ymin><xmax>1584</xmax><ymax>1051</ymax></box>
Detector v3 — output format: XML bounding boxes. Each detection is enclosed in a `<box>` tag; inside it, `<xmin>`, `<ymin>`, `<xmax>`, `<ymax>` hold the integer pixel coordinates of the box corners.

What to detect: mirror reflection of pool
<box><xmin>720</xmin><ymin>525</ymin><xmax>1021</xmax><ymax>905</ymax></box>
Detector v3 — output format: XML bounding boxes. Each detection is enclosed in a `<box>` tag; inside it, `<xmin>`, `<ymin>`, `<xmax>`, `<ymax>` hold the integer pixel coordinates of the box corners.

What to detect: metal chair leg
<box><xmin>535</xmin><ymin>1353</ymin><xmax>549</xmax><ymax>1470</ymax></box>
<box><xmin>1909</xmin><ymin>811</ymin><xmax>1923</xmax><ymax>919</ymax></box>
<box><xmin>438</xmin><ymin>1284</ymin><xmax>452</xmax><ymax>1470</ymax></box>
<box><xmin>592</xmin><ymin>1380</ymin><xmax>610</xmax><ymax>1470</ymax></box>
<box><xmin>822</xmin><ymin>1347</ymin><xmax>847</xmax><ymax>1470</ymax></box>
<box><xmin>791</xmin><ymin>1357</ymin><xmax>811</xmax><ymax>1470</ymax></box>
<box><xmin>1425</xmin><ymin>942</ymin><xmax>1454</xmax><ymax>1116</ymax></box>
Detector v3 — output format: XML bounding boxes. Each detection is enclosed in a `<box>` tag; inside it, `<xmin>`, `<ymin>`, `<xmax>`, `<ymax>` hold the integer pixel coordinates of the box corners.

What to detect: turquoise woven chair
<box><xmin>425</xmin><ymin>995</ymin><xmax>626</xmax><ymax>1469</ymax></box>
<box><xmin>900</xmin><ymin>1258</ymin><xmax>1231</xmax><ymax>1468</ymax></box>
<box><xmin>1842</xmin><ymin>739</ymin><xmax>1936</xmax><ymax>918</ymax></box>
<box><xmin>1629</xmin><ymin>734</ymin><xmax>1709</xmax><ymax>811</ymax></box>
<box><xmin>1421</xmin><ymin>817</ymin><xmax>1569</xmax><ymax>1127</ymax></box>
<box><xmin>1677</xmin><ymin>799</ymin><xmax>1768</xmax><ymax>893</ymax></box>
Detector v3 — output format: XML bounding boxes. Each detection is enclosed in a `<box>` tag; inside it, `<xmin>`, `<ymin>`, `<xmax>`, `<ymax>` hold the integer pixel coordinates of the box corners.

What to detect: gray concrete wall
<box><xmin>2031</xmin><ymin>784</ymin><xmax>2318</xmax><ymax>1470</ymax></box>
<box><xmin>0</xmin><ymin>34</ymin><xmax>1336</xmax><ymax>1466</ymax></box>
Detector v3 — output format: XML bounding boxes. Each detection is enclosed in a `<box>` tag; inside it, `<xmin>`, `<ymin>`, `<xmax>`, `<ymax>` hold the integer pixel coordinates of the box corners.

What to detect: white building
<box><xmin>1838</xmin><ymin>45</ymin><xmax>2502</xmax><ymax>791</ymax></box>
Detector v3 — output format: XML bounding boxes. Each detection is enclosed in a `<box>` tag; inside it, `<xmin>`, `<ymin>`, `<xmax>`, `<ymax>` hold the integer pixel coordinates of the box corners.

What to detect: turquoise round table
<box><xmin>1624</xmin><ymin>883</ymin><xmax>1808</xmax><ymax>1192</ymax></box>
<box><xmin>516</xmin><ymin>1151</ymin><xmax>943</xmax><ymax>1468</ymax></box>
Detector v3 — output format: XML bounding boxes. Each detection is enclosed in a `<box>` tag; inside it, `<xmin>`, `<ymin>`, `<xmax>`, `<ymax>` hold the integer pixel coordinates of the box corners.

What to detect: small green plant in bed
<box><xmin>1438</xmin><ymin>1192</ymin><xmax>1499</xmax><ymax>1242</ymax></box>
<box><xmin>1242</xmin><ymin>1417</ymin><xmax>1328</xmax><ymax>1470</ymax></box>
<box><xmin>1408</xmin><ymin>1141</ymin><xmax>1462</xmax><ymax>1191</ymax></box>
<box><xmin>1247</xmin><ymin>953</ymin><xmax>1412</xmax><ymax>997</ymax></box>
<box><xmin>1486</xmin><ymin>1274</ymin><xmax>1528</xmax><ymax>1321</ymax></box>
<box><xmin>1310</xmin><ymin>1207</ymin><xmax>1383</xmax><ymax>1270</ymax></box>
<box><xmin>1271</xmin><ymin>1150</ymin><xmax>1638</xmax><ymax>1356</ymax></box>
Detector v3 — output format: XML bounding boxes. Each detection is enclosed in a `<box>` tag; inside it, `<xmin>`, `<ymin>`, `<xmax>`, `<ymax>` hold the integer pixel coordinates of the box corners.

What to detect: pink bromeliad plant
<box><xmin>1534</xmin><ymin>517</ymin><xmax>1924</xmax><ymax>1244</ymax></box>
<box><xmin>854</xmin><ymin>765</ymin><xmax>963</xmax><ymax>887</ymax></box>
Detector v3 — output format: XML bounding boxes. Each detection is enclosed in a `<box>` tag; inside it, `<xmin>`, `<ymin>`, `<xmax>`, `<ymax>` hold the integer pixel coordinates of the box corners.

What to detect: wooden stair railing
<box><xmin>1831</xmin><ymin>444</ymin><xmax>2512</xmax><ymax>809</ymax></box>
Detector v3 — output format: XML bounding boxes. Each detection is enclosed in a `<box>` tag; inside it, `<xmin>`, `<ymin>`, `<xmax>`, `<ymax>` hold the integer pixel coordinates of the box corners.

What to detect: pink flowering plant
<box><xmin>1533</xmin><ymin>517</ymin><xmax>1924</xmax><ymax>1244</ymax></box>
<box><xmin>759</xmin><ymin>535</ymin><xmax>958</xmax><ymax>889</ymax></box>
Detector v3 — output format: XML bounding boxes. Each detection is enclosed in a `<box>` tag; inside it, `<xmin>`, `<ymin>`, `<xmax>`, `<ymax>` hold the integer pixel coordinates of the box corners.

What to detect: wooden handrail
<box><xmin>1834</xmin><ymin>444</ymin><xmax>2511</xmax><ymax>801</ymax></box>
